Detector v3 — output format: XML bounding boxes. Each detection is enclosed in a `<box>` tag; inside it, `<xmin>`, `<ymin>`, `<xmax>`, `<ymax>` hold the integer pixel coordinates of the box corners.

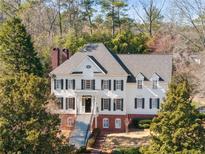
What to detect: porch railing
<box><xmin>84</xmin><ymin>99</ymin><xmax>96</xmax><ymax>145</ymax></box>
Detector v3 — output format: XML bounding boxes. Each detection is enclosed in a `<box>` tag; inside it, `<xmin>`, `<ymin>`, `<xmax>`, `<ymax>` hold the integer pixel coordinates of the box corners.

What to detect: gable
<box><xmin>136</xmin><ymin>73</ymin><xmax>148</xmax><ymax>81</ymax></box>
<box><xmin>72</xmin><ymin>56</ymin><xmax>106</xmax><ymax>78</ymax></box>
<box><xmin>50</xmin><ymin>43</ymin><xmax>127</xmax><ymax>76</ymax></box>
<box><xmin>150</xmin><ymin>73</ymin><xmax>164</xmax><ymax>81</ymax></box>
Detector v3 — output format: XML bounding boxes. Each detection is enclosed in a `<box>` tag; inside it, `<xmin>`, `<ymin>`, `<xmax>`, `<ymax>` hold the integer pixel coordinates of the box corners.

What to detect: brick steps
<box><xmin>91</xmin><ymin>134</ymin><xmax>107</xmax><ymax>153</ymax></box>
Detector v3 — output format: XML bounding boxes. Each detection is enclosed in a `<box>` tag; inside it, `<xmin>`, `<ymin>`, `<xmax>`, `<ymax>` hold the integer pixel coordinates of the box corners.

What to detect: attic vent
<box><xmin>86</xmin><ymin>65</ymin><xmax>91</xmax><ymax>69</ymax></box>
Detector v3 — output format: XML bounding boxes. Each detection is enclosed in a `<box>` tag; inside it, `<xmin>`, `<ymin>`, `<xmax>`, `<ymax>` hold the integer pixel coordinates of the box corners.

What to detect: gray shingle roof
<box><xmin>50</xmin><ymin>43</ymin><xmax>127</xmax><ymax>76</ymax></box>
<box><xmin>117</xmin><ymin>54</ymin><xmax>172</xmax><ymax>82</ymax></box>
<box><xmin>50</xmin><ymin>43</ymin><xmax>172</xmax><ymax>82</ymax></box>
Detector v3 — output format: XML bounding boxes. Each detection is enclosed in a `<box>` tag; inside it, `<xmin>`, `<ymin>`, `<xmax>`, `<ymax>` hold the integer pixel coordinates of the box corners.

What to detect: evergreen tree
<box><xmin>0</xmin><ymin>17</ymin><xmax>43</xmax><ymax>76</ymax></box>
<box><xmin>141</xmin><ymin>79</ymin><xmax>205</xmax><ymax>153</ymax></box>
<box><xmin>111</xmin><ymin>31</ymin><xmax>149</xmax><ymax>54</ymax></box>
<box><xmin>0</xmin><ymin>73</ymin><xmax>73</xmax><ymax>153</ymax></box>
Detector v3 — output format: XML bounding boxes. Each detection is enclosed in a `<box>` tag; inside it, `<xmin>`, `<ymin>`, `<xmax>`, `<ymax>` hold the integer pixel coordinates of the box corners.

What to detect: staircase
<box><xmin>69</xmin><ymin>114</ymin><xmax>92</xmax><ymax>148</ymax></box>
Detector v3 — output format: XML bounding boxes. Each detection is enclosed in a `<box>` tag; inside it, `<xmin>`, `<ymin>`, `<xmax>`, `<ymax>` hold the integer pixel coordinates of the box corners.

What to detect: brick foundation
<box><xmin>93</xmin><ymin>114</ymin><xmax>156</xmax><ymax>133</ymax></box>
<box><xmin>59</xmin><ymin>114</ymin><xmax>76</xmax><ymax>130</ymax></box>
<box><xmin>59</xmin><ymin>114</ymin><xmax>156</xmax><ymax>133</ymax></box>
<box><xmin>94</xmin><ymin>115</ymin><xmax>127</xmax><ymax>133</ymax></box>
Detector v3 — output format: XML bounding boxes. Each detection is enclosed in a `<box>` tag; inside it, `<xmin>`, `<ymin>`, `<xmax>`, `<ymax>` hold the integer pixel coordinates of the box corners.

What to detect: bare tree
<box><xmin>174</xmin><ymin>0</ymin><xmax>205</xmax><ymax>50</ymax></box>
<box><xmin>132</xmin><ymin>0</ymin><xmax>165</xmax><ymax>37</ymax></box>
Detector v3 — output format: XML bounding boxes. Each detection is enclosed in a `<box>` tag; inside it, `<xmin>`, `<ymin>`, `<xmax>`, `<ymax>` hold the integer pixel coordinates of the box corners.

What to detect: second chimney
<box><xmin>51</xmin><ymin>48</ymin><xmax>71</xmax><ymax>70</ymax></box>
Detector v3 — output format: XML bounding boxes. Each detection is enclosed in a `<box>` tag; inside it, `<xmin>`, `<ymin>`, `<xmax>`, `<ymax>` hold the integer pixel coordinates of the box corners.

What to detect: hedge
<box><xmin>132</xmin><ymin>118</ymin><xmax>153</xmax><ymax>129</ymax></box>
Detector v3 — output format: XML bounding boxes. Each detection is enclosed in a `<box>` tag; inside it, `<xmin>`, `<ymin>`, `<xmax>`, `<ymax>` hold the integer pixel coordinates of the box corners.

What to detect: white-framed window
<box><xmin>137</xmin><ymin>80</ymin><xmax>143</xmax><ymax>89</ymax></box>
<box><xmin>103</xmin><ymin>118</ymin><xmax>109</xmax><ymax>128</ymax></box>
<box><xmin>150</xmin><ymin>98</ymin><xmax>160</xmax><ymax>109</ymax></box>
<box><xmin>67</xmin><ymin>117</ymin><xmax>74</xmax><ymax>127</ymax></box>
<box><xmin>116</xmin><ymin>80</ymin><xmax>122</xmax><ymax>90</ymax></box>
<box><xmin>152</xmin><ymin>80</ymin><xmax>158</xmax><ymax>89</ymax></box>
<box><xmin>102</xmin><ymin>80</ymin><xmax>109</xmax><ymax>90</ymax></box>
<box><xmin>55</xmin><ymin>79</ymin><xmax>62</xmax><ymax>89</ymax></box>
<box><xmin>115</xmin><ymin>119</ymin><xmax>121</xmax><ymax>129</ymax></box>
<box><xmin>103</xmin><ymin>98</ymin><xmax>109</xmax><ymax>110</ymax></box>
<box><xmin>57</xmin><ymin>97</ymin><xmax>64</xmax><ymax>110</ymax></box>
<box><xmin>66</xmin><ymin>80</ymin><xmax>74</xmax><ymax>89</ymax></box>
<box><xmin>82</xmin><ymin>80</ymin><xmax>95</xmax><ymax>90</ymax></box>
<box><xmin>135</xmin><ymin>98</ymin><xmax>144</xmax><ymax>109</ymax></box>
<box><xmin>85</xmin><ymin>80</ymin><xmax>91</xmax><ymax>89</ymax></box>
<box><xmin>114</xmin><ymin>99</ymin><xmax>123</xmax><ymax>111</ymax></box>
<box><xmin>65</xmin><ymin>98</ymin><xmax>75</xmax><ymax>110</ymax></box>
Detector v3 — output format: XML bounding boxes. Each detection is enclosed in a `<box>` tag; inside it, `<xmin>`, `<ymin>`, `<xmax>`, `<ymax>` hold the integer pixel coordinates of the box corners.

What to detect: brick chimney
<box><xmin>51</xmin><ymin>48</ymin><xmax>70</xmax><ymax>70</ymax></box>
<box><xmin>62</xmin><ymin>49</ymin><xmax>70</xmax><ymax>63</ymax></box>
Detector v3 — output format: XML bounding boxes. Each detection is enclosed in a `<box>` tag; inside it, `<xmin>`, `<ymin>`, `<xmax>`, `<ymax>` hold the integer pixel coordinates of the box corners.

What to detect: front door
<box><xmin>82</xmin><ymin>96</ymin><xmax>92</xmax><ymax>113</ymax></box>
<box><xmin>85</xmin><ymin>97</ymin><xmax>91</xmax><ymax>113</ymax></box>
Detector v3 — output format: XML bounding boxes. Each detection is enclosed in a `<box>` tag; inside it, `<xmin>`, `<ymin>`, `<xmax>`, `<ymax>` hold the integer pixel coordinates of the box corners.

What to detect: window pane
<box><xmin>152</xmin><ymin>98</ymin><xmax>158</xmax><ymax>108</ymax></box>
<box><xmin>115</xmin><ymin>99</ymin><xmax>122</xmax><ymax>110</ymax></box>
<box><xmin>103</xmin><ymin>99</ymin><xmax>109</xmax><ymax>110</ymax></box>
<box><xmin>66</xmin><ymin>98</ymin><xmax>75</xmax><ymax>110</ymax></box>
<box><xmin>153</xmin><ymin>80</ymin><xmax>158</xmax><ymax>89</ymax></box>
<box><xmin>115</xmin><ymin>119</ymin><xmax>121</xmax><ymax>128</ymax></box>
<box><xmin>57</xmin><ymin>97</ymin><xmax>63</xmax><ymax>110</ymax></box>
<box><xmin>116</xmin><ymin>80</ymin><xmax>121</xmax><ymax>90</ymax></box>
<box><xmin>68</xmin><ymin>80</ymin><xmax>73</xmax><ymax>89</ymax></box>
<box><xmin>103</xmin><ymin>118</ymin><xmax>109</xmax><ymax>128</ymax></box>
<box><xmin>137</xmin><ymin>98</ymin><xmax>143</xmax><ymax>108</ymax></box>
<box><xmin>103</xmin><ymin>80</ymin><xmax>109</xmax><ymax>89</ymax></box>
<box><xmin>56</xmin><ymin>80</ymin><xmax>61</xmax><ymax>89</ymax></box>
<box><xmin>137</xmin><ymin>80</ymin><xmax>143</xmax><ymax>89</ymax></box>
<box><xmin>67</xmin><ymin>118</ymin><xmax>74</xmax><ymax>127</ymax></box>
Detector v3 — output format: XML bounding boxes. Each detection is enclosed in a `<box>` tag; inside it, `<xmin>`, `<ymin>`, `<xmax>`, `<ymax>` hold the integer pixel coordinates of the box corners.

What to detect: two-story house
<box><xmin>49</xmin><ymin>43</ymin><xmax>172</xmax><ymax>147</ymax></box>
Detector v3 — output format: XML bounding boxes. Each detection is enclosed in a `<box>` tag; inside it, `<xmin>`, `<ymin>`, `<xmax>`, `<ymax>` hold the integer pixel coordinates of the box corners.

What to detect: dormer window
<box><xmin>137</xmin><ymin>80</ymin><xmax>143</xmax><ymax>89</ymax></box>
<box><xmin>152</xmin><ymin>80</ymin><xmax>158</xmax><ymax>89</ymax></box>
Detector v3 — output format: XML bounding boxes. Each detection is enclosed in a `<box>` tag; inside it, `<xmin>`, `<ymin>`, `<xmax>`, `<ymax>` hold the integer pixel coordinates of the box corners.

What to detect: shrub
<box><xmin>138</xmin><ymin>119</ymin><xmax>152</xmax><ymax>129</ymax></box>
<box><xmin>112</xmin><ymin>147</ymin><xmax>141</xmax><ymax>154</ymax></box>
<box><xmin>86</xmin><ymin>128</ymin><xmax>101</xmax><ymax>148</ymax></box>
<box><xmin>132</xmin><ymin>118</ymin><xmax>153</xmax><ymax>129</ymax></box>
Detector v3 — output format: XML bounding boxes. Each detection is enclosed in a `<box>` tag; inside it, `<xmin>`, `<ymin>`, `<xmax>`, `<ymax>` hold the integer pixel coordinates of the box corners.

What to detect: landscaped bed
<box><xmin>101</xmin><ymin>129</ymin><xmax>151</xmax><ymax>153</ymax></box>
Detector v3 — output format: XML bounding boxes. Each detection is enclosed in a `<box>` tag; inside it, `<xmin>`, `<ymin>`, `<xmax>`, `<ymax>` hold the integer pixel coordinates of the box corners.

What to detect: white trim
<box><xmin>88</xmin><ymin>57</ymin><xmax>106</xmax><ymax>74</ymax></box>
<box><xmin>115</xmin><ymin>118</ymin><xmax>121</xmax><ymax>129</ymax></box>
<box><xmin>103</xmin><ymin>118</ymin><xmax>109</xmax><ymax>128</ymax></box>
<box><xmin>67</xmin><ymin>117</ymin><xmax>74</xmax><ymax>127</ymax></box>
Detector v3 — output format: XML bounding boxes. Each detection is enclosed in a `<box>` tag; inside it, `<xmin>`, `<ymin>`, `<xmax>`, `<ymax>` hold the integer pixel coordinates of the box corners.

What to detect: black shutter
<box><xmin>113</xmin><ymin>99</ymin><xmax>116</xmax><ymax>111</ymax></box>
<box><xmin>149</xmin><ymin>98</ymin><xmax>152</xmax><ymax>109</ymax></box>
<box><xmin>114</xmin><ymin>80</ymin><xmax>116</xmax><ymax>90</ymax></box>
<box><xmin>101</xmin><ymin>80</ymin><xmax>104</xmax><ymax>90</ymax></box>
<box><xmin>73</xmin><ymin>98</ymin><xmax>75</xmax><ymax>110</ymax></box>
<box><xmin>108</xmin><ymin>99</ymin><xmax>111</xmax><ymax>111</ymax></box>
<box><xmin>109</xmin><ymin>80</ymin><xmax>111</xmax><ymax>90</ymax></box>
<box><xmin>142</xmin><ymin>98</ymin><xmax>145</xmax><ymax>109</ymax></box>
<box><xmin>65</xmin><ymin>98</ymin><xmax>68</xmax><ymax>110</ymax></box>
<box><xmin>72</xmin><ymin>79</ymin><xmax>75</xmax><ymax>90</ymax></box>
<box><xmin>135</xmin><ymin>98</ymin><xmax>137</xmax><ymax>108</ymax></box>
<box><xmin>61</xmin><ymin>97</ymin><xmax>63</xmax><ymax>109</ymax></box>
<box><xmin>121</xmin><ymin>80</ymin><xmax>123</xmax><ymax>91</ymax></box>
<box><xmin>61</xmin><ymin>79</ymin><xmax>64</xmax><ymax>90</ymax></box>
<box><xmin>81</xmin><ymin>79</ymin><xmax>84</xmax><ymax>90</ymax></box>
<box><xmin>157</xmin><ymin>98</ymin><xmax>160</xmax><ymax>109</ymax></box>
<box><xmin>121</xmin><ymin>99</ymin><xmax>123</xmax><ymax>111</ymax></box>
<box><xmin>65</xmin><ymin>79</ymin><xmax>68</xmax><ymax>90</ymax></box>
<box><xmin>92</xmin><ymin>80</ymin><xmax>95</xmax><ymax>90</ymax></box>
<box><xmin>54</xmin><ymin>79</ymin><xmax>56</xmax><ymax>90</ymax></box>
<box><xmin>101</xmin><ymin>98</ymin><xmax>104</xmax><ymax>111</ymax></box>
